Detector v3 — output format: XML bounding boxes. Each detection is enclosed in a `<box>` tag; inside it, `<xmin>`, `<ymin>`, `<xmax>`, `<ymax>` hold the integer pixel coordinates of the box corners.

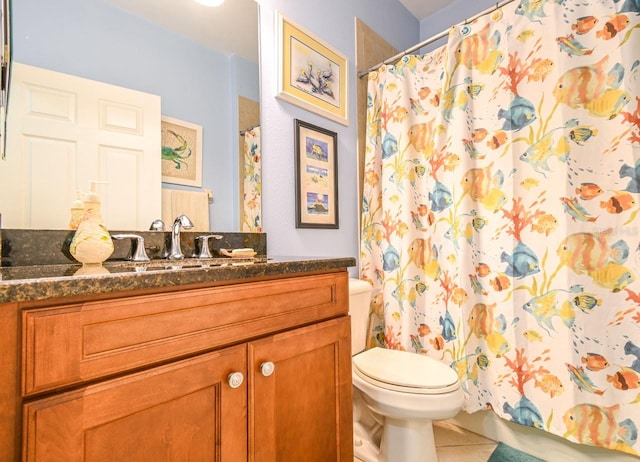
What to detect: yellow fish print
<box><xmin>520</xmin><ymin>178</ymin><xmax>539</xmax><ymax>190</ymax></box>
<box><xmin>523</xmin><ymin>330</ymin><xmax>543</xmax><ymax>342</ymax></box>
<box><xmin>583</xmin><ymin>88</ymin><xmax>630</xmax><ymax>119</ymax></box>
<box><xmin>588</xmin><ymin>262</ymin><xmax>636</xmax><ymax>292</ymax></box>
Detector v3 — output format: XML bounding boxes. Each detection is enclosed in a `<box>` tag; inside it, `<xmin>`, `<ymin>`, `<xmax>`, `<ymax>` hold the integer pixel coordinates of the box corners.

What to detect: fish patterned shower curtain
<box><xmin>361</xmin><ymin>0</ymin><xmax>640</xmax><ymax>454</ymax></box>
<box><xmin>242</xmin><ymin>126</ymin><xmax>262</xmax><ymax>232</ymax></box>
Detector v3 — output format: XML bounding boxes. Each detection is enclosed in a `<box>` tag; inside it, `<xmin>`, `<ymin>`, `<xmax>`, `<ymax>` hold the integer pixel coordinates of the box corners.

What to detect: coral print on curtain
<box><xmin>361</xmin><ymin>0</ymin><xmax>640</xmax><ymax>455</ymax></box>
<box><xmin>242</xmin><ymin>126</ymin><xmax>262</xmax><ymax>233</ymax></box>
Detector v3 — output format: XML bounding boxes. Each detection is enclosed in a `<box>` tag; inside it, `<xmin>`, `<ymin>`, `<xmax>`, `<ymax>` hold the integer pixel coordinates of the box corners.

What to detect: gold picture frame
<box><xmin>277</xmin><ymin>12</ymin><xmax>348</xmax><ymax>126</ymax></box>
<box><xmin>161</xmin><ymin>116</ymin><xmax>203</xmax><ymax>187</ymax></box>
<box><xmin>294</xmin><ymin>119</ymin><xmax>339</xmax><ymax>229</ymax></box>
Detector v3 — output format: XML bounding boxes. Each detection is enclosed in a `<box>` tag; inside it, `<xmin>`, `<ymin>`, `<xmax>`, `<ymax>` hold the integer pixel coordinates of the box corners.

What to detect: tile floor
<box><xmin>355</xmin><ymin>419</ymin><xmax>498</xmax><ymax>462</ymax></box>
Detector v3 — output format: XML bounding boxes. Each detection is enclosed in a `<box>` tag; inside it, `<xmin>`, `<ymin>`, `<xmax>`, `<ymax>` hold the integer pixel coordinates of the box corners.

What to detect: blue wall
<box><xmin>257</xmin><ymin>0</ymin><xmax>418</xmax><ymax>272</ymax></box>
<box><xmin>12</xmin><ymin>0</ymin><xmax>259</xmax><ymax>231</ymax></box>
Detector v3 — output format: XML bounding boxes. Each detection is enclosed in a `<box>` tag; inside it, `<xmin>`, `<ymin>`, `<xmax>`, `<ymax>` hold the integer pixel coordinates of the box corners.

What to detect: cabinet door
<box><xmin>23</xmin><ymin>345</ymin><xmax>247</xmax><ymax>462</ymax></box>
<box><xmin>248</xmin><ymin>316</ymin><xmax>353</xmax><ymax>461</ymax></box>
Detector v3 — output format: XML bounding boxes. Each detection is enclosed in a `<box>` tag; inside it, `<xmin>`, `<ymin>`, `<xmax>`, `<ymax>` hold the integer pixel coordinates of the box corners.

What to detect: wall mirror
<box><xmin>0</xmin><ymin>0</ymin><xmax>259</xmax><ymax>232</ymax></box>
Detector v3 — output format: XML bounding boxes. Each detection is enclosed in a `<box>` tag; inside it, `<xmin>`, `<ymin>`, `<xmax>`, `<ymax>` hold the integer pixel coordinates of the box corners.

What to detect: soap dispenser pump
<box><xmin>69</xmin><ymin>180</ymin><xmax>114</xmax><ymax>268</ymax></box>
<box><xmin>69</xmin><ymin>190</ymin><xmax>85</xmax><ymax>230</ymax></box>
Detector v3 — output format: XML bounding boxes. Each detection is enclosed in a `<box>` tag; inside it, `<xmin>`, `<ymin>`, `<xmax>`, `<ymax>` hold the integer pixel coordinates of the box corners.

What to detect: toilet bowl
<box><xmin>348</xmin><ymin>278</ymin><xmax>463</xmax><ymax>462</ymax></box>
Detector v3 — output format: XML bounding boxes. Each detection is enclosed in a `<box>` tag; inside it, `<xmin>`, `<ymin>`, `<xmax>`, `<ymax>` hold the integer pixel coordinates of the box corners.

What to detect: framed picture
<box><xmin>161</xmin><ymin>116</ymin><xmax>203</xmax><ymax>187</ymax></box>
<box><xmin>294</xmin><ymin>119</ymin><xmax>339</xmax><ymax>229</ymax></box>
<box><xmin>277</xmin><ymin>12</ymin><xmax>348</xmax><ymax>126</ymax></box>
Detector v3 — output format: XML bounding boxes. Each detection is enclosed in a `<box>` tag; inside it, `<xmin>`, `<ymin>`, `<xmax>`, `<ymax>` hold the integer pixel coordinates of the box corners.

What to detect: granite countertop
<box><xmin>0</xmin><ymin>256</ymin><xmax>356</xmax><ymax>303</ymax></box>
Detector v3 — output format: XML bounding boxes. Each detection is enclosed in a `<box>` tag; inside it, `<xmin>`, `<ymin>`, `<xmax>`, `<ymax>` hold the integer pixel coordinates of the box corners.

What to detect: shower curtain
<box><xmin>361</xmin><ymin>0</ymin><xmax>640</xmax><ymax>454</ymax></box>
<box><xmin>242</xmin><ymin>126</ymin><xmax>262</xmax><ymax>232</ymax></box>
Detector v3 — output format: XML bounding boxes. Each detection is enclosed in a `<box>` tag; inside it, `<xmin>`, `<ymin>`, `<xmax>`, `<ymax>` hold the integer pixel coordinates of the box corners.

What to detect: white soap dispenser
<box><xmin>69</xmin><ymin>180</ymin><xmax>114</xmax><ymax>268</ymax></box>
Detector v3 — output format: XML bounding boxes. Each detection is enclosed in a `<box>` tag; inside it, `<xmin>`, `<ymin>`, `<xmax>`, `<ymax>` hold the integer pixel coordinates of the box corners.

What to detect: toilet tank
<box><xmin>348</xmin><ymin>278</ymin><xmax>373</xmax><ymax>355</ymax></box>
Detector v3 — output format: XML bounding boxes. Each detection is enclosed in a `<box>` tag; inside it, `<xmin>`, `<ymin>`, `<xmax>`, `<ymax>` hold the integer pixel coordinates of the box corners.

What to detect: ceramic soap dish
<box><xmin>220</xmin><ymin>248</ymin><xmax>257</xmax><ymax>258</ymax></box>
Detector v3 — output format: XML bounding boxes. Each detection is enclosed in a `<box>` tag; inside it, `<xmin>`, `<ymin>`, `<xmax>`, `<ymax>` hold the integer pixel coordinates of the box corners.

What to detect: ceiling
<box><xmin>101</xmin><ymin>0</ymin><xmax>448</xmax><ymax>64</ymax></box>
<box><xmin>398</xmin><ymin>0</ymin><xmax>453</xmax><ymax>21</ymax></box>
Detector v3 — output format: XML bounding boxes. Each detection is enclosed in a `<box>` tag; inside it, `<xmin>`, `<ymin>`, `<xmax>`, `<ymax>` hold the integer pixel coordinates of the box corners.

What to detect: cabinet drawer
<box><xmin>22</xmin><ymin>272</ymin><xmax>347</xmax><ymax>395</ymax></box>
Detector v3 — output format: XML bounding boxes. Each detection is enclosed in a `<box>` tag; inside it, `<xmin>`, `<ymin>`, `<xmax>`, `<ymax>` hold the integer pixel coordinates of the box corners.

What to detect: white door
<box><xmin>0</xmin><ymin>62</ymin><xmax>161</xmax><ymax>230</ymax></box>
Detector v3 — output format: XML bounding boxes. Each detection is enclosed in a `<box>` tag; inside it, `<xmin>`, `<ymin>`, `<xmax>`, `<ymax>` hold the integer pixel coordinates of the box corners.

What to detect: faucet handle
<box><xmin>112</xmin><ymin>234</ymin><xmax>150</xmax><ymax>262</ymax></box>
<box><xmin>195</xmin><ymin>234</ymin><xmax>223</xmax><ymax>259</ymax></box>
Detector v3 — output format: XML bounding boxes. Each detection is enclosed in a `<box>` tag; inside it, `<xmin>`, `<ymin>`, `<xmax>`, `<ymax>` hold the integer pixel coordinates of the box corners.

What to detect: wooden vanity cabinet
<box><xmin>8</xmin><ymin>271</ymin><xmax>353</xmax><ymax>461</ymax></box>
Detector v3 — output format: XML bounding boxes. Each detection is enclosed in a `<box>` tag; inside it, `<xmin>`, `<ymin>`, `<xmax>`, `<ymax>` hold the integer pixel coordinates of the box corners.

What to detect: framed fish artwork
<box><xmin>294</xmin><ymin>119</ymin><xmax>339</xmax><ymax>229</ymax></box>
<box><xmin>277</xmin><ymin>12</ymin><xmax>348</xmax><ymax>126</ymax></box>
<box><xmin>161</xmin><ymin>116</ymin><xmax>203</xmax><ymax>187</ymax></box>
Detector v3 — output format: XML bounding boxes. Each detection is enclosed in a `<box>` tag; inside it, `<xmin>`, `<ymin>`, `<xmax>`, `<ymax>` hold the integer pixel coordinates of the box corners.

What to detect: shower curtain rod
<box><xmin>358</xmin><ymin>0</ymin><xmax>517</xmax><ymax>78</ymax></box>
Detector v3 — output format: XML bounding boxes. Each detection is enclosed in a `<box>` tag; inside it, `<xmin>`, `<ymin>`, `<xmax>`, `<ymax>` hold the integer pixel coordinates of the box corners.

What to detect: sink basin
<box><xmin>105</xmin><ymin>257</ymin><xmax>261</xmax><ymax>273</ymax></box>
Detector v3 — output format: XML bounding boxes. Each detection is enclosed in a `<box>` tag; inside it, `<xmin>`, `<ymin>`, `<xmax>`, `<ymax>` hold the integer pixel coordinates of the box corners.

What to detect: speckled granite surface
<box><xmin>0</xmin><ymin>229</ymin><xmax>356</xmax><ymax>303</ymax></box>
<box><xmin>0</xmin><ymin>256</ymin><xmax>356</xmax><ymax>303</ymax></box>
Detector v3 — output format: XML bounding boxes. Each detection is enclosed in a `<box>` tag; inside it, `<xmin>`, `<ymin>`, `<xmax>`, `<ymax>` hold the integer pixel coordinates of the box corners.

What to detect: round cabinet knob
<box><xmin>227</xmin><ymin>371</ymin><xmax>244</xmax><ymax>388</ymax></box>
<box><xmin>260</xmin><ymin>361</ymin><xmax>275</xmax><ymax>377</ymax></box>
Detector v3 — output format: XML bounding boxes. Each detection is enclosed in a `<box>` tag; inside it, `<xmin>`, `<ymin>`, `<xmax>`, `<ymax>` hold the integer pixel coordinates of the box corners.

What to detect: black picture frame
<box><xmin>294</xmin><ymin>119</ymin><xmax>339</xmax><ymax>229</ymax></box>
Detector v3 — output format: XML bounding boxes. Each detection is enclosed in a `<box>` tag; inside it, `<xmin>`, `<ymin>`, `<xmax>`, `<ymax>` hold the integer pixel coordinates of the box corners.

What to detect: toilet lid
<box><xmin>353</xmin><ymin>347</ymin><xmax>459</xmax><ymax>393</ymax></box>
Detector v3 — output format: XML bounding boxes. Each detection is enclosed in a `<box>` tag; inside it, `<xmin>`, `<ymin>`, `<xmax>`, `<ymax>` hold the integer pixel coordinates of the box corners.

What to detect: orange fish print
<box><xmin>407</xmin><ymin>237</ymin><xmax>441</xmax><ymax>279</ymax></box>
<box><xmin>443</xmin><ymin>153</ymin><xmax>460</xmax><ymax>171</ymax></box>
<box><xmin>476</xmin><ymin>263</ymin><xmax>491</xmax><ymax>277</ymax></box>
<box><xmin>535</xmin><ymin>374</ymin><xmax>564</xmax><ymax>398</ymax></box>
<box><xmin>607</xmin><ymin>366</ymin><xmax>640</xmax><ymax>390</ymax></box>
<box><xmin>452</xmin><ymin>287</ymin><xmax>468</xmax><ymax>305</ymax></box>
<box><xmin>472</xmin><ymin>128</ymin><xmax>489</xmax><ymax>142</ymax></box>
<box><xmin>460</xmin><ymin>162</ymin><xmax>501</xmax><ymax>201</ymax></box>
<box><xmin>563</xmin><ymin>403</ymin><xmax>637</xmax><ymax>450</ymax></box>
<box><xmin>576</xmin><ymin>183</ymin><xmax>603</xmax><ymax>200</ymax></box>
<box><xmin>557</xmin><ymin>231</ymin><xmax>629</xmax><ymax>275</ymax></box>
<box><xmin>417</xmin><ymin>204</ymin><xmax>430</xmax><ymax>217</ymax></box>
<box><xmin>408</xmin><ymin>122</ymin><xmax>435</xmax><ymax>155</ymax></box>
<box><xmin>430</xmin><ymin>335</ymin><xmax>445</xmax><ymax>350</ymax></box>
<box><xmin>528</xmin><ymin>59</ymin><xmax>554</xmax><ymax>82</ymax></box>
<box><xmin>553</xmin><ymin>55</ymin><xmax>611</xmax><ymax>108</ymax></box>
<box><xmin>531</xmin><ymin>213</ymin><xmax>559</xmax><ymax>236</ymax></box>
<box><xmin>596</xmin><ymin>14</ymin><xmax>630</xmax><ymax>40</ymax></box>
<box><xmin>467</xmin><ymin>302</ymin><xmax>498</xmax><ymax>337</ymax></box>
<box><xmin>455</xmin><ymin>22</ymin><xmax>501</xmax><ymax>72</ymax></box>
<box><xmin>418</xmin><ymin>86</ymin><xmax>431</xmax><ymax>99</ymax></box>
<box><xmin>418</xmin><ymin>323</ymin><xmax>431</xmax><ymax>337</ymax></box>
<box><xmin>486</xmin><ymin>130</ymin><xmax>507</xmax><ymax>149</ymax></box>
<box><xmin>581</xmin><ymin>353</ymin><xmax>610</xmax><ymax>371</ymax></box>
<box><xmin>571</xmin><ymin>16</ymin><xmax>598</xmax><ymax>35</ymax></box>
<box><xmin>600</xmin><ymin>191</ymin><xmax>636</xmax><ymax>214</ymax></box>
<box><xmin>489</xmin><ymin>273</ymin><xmax>511</xmax><ymax>292</ymax></box>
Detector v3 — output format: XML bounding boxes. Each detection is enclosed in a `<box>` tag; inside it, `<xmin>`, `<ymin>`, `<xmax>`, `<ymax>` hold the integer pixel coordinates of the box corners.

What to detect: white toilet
<box><xmin>349</xmin><ymin>278</ymin><xmax>464</xmax><ymax>462</ymax></box>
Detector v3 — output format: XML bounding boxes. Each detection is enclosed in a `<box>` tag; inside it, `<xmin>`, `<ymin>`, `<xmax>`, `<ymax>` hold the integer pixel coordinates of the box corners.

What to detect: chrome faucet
<box><xmin>168</xmin><ymin>214</ymin><xmax>194</xmax><ymax>260</ymax></box>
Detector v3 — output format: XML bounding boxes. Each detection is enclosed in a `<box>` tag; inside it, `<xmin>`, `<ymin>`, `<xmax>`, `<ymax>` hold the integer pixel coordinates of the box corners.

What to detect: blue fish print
<box><xmin>501</xmin><ymin>241</ymin><xmax>540</xmax><ymax>278</ymax></box>
<box><xmin>381</xmin><ymin>132</ymin><xmax>399</xmax><ymax>159</ymax></box>
<box><xmin>624</xmin><ymin>341</ymin><xmax>640</xmax><ymax>373</ymax></box>
<box><xmin>429</xmin><ymin>181</ymin><xmax>453</xmax><ymax>212</ymax></box>
<box><xmin>608</xmin><ymin>63</ymin><xmax>625</xmax><ymax>89</ymax></box>
<box><xmin>503</xmin><ymin>396</ymin><xmax>544</xmax><ymax>429</ymax></box>
<box><xmin>515</xmin><ymin>0</ymin><xmax>550</xmax><ymax>23</ymax></box>
<box><xmin>620</xmin><ymin>158</ymin><xmax>640</xmax><ymax>193</ymax></box>
<box><xmin>618</xmin><ymin>0</ymin><xmax>640</xmax><ymax>13</ymax></box>
<box><xmin>382</xmin><ymin>244</ymin><xmax>400</xmax><ymax>272</ymax></box>
<box><xmin>498</xmin><ymin>95</ymin><xmax>537</xmax><ymax>131</ymax></box>
<box><xmin>440</xmin><ymin>309</ymin><xmax>457</xmax><ymax>341</ymax></box>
